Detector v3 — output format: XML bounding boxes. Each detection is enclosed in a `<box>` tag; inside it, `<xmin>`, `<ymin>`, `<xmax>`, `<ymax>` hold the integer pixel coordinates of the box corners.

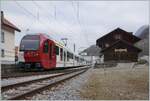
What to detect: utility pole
<box><xmin>37</xmin><ymin>11</ymin><xmax>39</xmax><ymax>21</ymax></box>
<box><xmin>74</xmin><ymin>43</ymin><xmax>76</xmax><ymax>52</ymax></box>
<box><xmin>73</xmin><ymin>43</ymin><xmax>76</xmax><ymax>66</ymax></box>
<box><xmin>54</xmin><ymin>5</ymin><xmax>56</xmax><ymax>20</ymax></box>
<box><xmin>0</xmin><ymin>11</ymin><xmax>3</xmax><ymax>66</ymax></box>
<box><xmin>77</xmin><ymin>1</ymin><xmax>79</xmax><ymax>20</ymax></box>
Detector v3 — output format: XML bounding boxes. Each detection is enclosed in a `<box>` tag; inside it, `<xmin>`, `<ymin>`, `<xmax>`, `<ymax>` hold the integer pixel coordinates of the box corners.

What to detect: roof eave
<box><xmin>101</xmin><ymin>40</ymin><xmax>142</xmax><ymax>53</ymax></box>
<box><xmin>3</xmin><ymin>23</ymin><xmax>21</xmax><ymax>32</ymax></box>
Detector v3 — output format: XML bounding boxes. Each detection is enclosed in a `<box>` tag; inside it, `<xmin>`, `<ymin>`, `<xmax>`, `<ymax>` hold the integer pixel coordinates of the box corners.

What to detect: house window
<box><xmin>105</xmin><ymin>43</ymin><xmax>109</xmax><ymax>47</ymax></box>
<box><xmin>114</xmin><ymin>48</ymin><xmax>127</xmax><ymax>52</ymax></box>
<box><xmin>1</xmin><ymin>49</ymin><xmax>5</xmax><ymax>57</ymax></box>
<box><xmin>114</xmin><ymin>34</ymin><xmax>121</xmax><ymax>39</ymax></box>
<box><xmin>1</xmin><ymin>31</ymin><xmax>4</xmax><ymax>43</ymax></box>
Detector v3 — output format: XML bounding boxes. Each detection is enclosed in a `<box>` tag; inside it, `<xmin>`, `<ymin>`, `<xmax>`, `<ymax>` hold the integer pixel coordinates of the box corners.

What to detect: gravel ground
<box><xmin>27</xmin><ymin>68</ymin><xmax>93</xmax><ymax>100</ymax></box>
<box><xmin>17</xmin><ymin>63</ymin><xmax>148</xmax><ymax>100</ymax></box>
<box><xmin>1</xmin><ymin>70</ymin><xmax>85</xmax><ymax>100</ymax></box>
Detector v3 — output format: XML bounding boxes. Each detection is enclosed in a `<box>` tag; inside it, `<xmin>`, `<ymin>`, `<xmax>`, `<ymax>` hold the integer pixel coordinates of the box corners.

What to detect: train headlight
<box><xmin>36</xmin><ymin>53</ymin><xmax>39</xmax><ymax>56</ymax></box>
<box><xmin>33</xmin><ymin>53</ymin><xmax>39</xmax><ymax>56</ymax></box>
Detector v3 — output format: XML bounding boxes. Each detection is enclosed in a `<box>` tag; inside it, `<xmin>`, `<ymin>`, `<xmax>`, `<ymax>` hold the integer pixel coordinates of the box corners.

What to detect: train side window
<box><xmin>71</xmin><ymin>53</ymin><xmax>73</xmax><ymax>59</ymax></box>
<box><xmin>77</xmin><ymin>57</ymin><xmax>79</xmax><ymax>62</ymax></box>
<box><xmin>1</xmin><ymin>49</ymin><xmax>5</xmax><ymax>57</ymax></box>
<box><xmin>43</xmin><ymin>40</ymin><xmax>49</xmax><ymax>53</ymax></box>
<box><xmin>64</xmin><ymin>51</ymin><xmax>66</xmax><ymax>61</ymax></box>
<box><xmin>60</xmin><ymin>48</ymin><xmax>63</xmax><ymax>61</ymax></box>
<box><xmin>55</xmin><ymin>46</ymin><xmax>59</xmax><ymax>55</ymax></box>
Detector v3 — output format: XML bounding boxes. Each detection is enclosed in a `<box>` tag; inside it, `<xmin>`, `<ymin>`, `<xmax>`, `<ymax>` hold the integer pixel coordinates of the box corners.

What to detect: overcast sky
<box><xmin>1</xmin><ymin>0</ymin><xmax>149</xmax><ymax>54</ymax></box>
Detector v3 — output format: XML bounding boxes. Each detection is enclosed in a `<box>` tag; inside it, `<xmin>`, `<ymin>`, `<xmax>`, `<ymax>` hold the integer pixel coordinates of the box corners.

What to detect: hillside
<box><xmin>135</xmin><ymin>25</ymin><xmax>149</xmax><ymax>56</ymax></box>
<box><xmin>80</xmin><ymin>45</ymin><xmax>100</xmax><ymax>56</ymax></box>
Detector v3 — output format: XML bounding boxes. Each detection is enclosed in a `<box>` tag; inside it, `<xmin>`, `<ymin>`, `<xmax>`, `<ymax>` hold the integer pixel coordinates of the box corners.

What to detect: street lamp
<box><xmin>61</xmin><ymin>38</ymin><xmax>68</xmax><ymax>46</ymax></box>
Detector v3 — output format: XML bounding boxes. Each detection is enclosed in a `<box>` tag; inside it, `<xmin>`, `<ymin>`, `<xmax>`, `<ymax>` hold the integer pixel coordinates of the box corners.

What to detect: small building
<box><xmin>96</xmin><ymin>28</ymin><xmax>142</xmax><ymax>62</ymax></box>
<box><xmin>1</xmin><ymin>11</ymin><xmax>21</xmax><ymax>64</ymax></box>
<box><xmin>79</xmin><ymin>45</ymin><xmax>100</xmax><ymax>64</ymax></box>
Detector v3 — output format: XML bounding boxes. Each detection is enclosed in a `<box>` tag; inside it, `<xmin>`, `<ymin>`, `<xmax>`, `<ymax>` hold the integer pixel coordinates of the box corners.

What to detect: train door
<box><xmin>64</xmin><ymin>51</ymin><xmax>66</xmax><ymax>67</ymax></box>
<box><xmin>60</xmin><ymin>48</ymin><xmax>63</xmax><ymax>62</ymax></box>
<box><xmin>49</xmin><ymin>41</ymin><xmax>56</xmax><ymax>68</ymax></box>
<box><xmin>52</xmin><ymin>43</ymin><xmax>56</xmax><ymax>67</ymax></box>
<box><xmin>42</xmin><ymin>40</ymin><xmax>50</xmax><ymax>68</ymax></box>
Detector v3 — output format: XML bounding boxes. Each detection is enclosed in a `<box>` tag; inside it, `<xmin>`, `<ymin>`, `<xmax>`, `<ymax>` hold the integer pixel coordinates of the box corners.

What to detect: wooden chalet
<box><xmin>96</xmin><ymin>28</ymin><xmax>142</xmax><ymax>62</ymax></box>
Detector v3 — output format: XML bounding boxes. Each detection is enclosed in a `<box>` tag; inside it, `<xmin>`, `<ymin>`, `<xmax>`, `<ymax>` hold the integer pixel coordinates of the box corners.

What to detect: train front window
<box><xmin>20</xmin><ymin>35</ymin><xmax>40</xmax><ymax>51</ymax></box>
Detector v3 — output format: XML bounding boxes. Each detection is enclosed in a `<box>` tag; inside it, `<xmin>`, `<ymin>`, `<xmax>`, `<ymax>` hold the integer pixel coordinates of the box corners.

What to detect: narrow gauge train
<box><xmin>18</xmin><ymin>33</ymin><xmax>89</xmax><ymax>70</ymax></box>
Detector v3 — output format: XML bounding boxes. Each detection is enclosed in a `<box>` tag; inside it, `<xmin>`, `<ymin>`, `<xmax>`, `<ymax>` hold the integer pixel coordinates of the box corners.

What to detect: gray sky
<box><xmin>1</xmin><ymin>0</ymin><xmax>149</xmax><ymax>53</ymax></box>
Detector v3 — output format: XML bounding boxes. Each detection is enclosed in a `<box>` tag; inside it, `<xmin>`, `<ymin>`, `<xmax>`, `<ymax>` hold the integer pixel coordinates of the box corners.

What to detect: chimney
<box><xmin>1</xmin><ymin>11</ymin><xmax>4</xmax><ymax>23</ymax></box>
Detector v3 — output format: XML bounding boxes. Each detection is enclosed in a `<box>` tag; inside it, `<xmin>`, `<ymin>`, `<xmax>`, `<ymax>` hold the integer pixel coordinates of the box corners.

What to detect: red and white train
<box><xmin>18</xmin><ymin>33</ymin><xmax>90</xmax><ymax>70</ymax></box>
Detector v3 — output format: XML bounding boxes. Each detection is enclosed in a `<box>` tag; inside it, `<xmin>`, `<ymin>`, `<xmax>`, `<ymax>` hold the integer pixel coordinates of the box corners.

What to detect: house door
<box><xmin>116</xmin><ymin>52</ymin><xmax>127</xmax><ymax>61</ymax></box>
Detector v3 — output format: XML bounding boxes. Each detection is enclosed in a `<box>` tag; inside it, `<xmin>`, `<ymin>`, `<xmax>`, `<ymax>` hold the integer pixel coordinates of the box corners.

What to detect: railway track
<box><xmin>2</xmin><ymin>65</ymin><xmax>88</xmax><ymax>79</ymax></box>
<box><xmin>1</xmin><ymin>67</ymin><xmax>89</xmax><ymax>100</ymax></box>
<box><xmin>1</xmin><ymin>65</ymin><xmax>89</xmax><ymax>79</ymax></box>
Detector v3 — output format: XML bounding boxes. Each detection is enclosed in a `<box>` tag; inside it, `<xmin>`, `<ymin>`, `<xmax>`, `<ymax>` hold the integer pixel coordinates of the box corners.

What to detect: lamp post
<box><xmin>61</xmin><ymin>38</ymin><xmax>68</xmax><ymax>46</ymax></box>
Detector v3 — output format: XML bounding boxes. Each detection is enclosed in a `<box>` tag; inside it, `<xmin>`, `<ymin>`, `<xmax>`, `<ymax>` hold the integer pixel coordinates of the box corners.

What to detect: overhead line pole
<box><xmin>32</xmin><ymin>0</ymin><xmax>76</xmax><ymax>39</ymax></box>
<box><xmin>54</xmin><ymin>5</ymin><xmax>56</xmax><ymax>20</ymax></box>
<box><xmin>71</xmin><ymin>1</ymin><xmax>90</xmax><ymax>47</ymax></box>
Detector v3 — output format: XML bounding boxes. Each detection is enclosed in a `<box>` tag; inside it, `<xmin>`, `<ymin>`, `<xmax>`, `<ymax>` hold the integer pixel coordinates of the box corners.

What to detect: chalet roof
<box><xmin>96</xmin><ymin>28</ymin><xmax>141</xmax><ymax>44</ymax></box>
<box><xmin>1</xmin><ymin>11</ymin><xmax>21</xmax><ymax>32</ymax></box>
<box><xmin>101</xmin><ymin>39</ymin><xmax>142</xmax><ymax>53</ymax></box>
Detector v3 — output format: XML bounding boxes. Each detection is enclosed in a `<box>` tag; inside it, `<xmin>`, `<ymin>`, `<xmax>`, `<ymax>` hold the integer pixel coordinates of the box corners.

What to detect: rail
<box><xmin>1</xmin><ymin>67</ymin><xmax>89</xmax><ymax>100</ymax></box>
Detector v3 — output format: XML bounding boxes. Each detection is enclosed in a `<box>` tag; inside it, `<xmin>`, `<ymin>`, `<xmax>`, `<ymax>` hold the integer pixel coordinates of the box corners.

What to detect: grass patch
<box><xmin>137</xmin><ymin>59</ymin><xmax>148</xmax><ymax>64</ymax></box>
<box><xmin>80</xmin><ymin>66</ymin><xmax>149</xmax><ymax>100</ymax></box>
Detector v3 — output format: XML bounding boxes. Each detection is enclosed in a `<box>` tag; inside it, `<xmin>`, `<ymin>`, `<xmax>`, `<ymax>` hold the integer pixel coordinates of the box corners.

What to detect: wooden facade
<box><xmin>96</xmin><ymin>28</ymin><xmax>142</xmax><ymax>62</ymax></box>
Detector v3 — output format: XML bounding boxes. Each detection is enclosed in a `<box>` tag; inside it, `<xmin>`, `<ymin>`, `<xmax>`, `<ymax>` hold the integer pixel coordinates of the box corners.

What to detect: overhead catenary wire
<box><xmin>31</xmin><ymin>0</ymin><xmax>54</xmax><ymax>22</ymax></box>
<box><xmin>31</xmin><ymin>0</ymin><xmax>77</xmax><ymax>49</ymax></box>
<box><xmin>32</xmin><ymin>0</ymin><xmax>78</xmax><ymax>43</ymax></box>
<box><xmin>71</xmin><ymin>1</ymin><xmax>90</xmax><ymax>47</ymax></box>
<box><xmin>32</xmin><ymin>0</ymin><xmax>76</xmax><ymax>35</ymax></box>
<box><xmin>14</xmin><ymin>0</ymin><xmax>56</xmax><ymax>34</ymax></box>
<box><xmin>31</xmin><ymin>1</ymin><xmax>81</xmax><ymax>37</ymax></box>
<box><xmin>5</xmin><ymin>1</ymin><xmax>34</xmax><ymax>31</ymax></box>
<box><xmin>13</xmin><ymin>0</ymin><xmax>88</xmax><ymax>52</ymax></box>
<box><xmin>27</xmin><ymin>0</ymin><xmax>76</xmax><ymax>49</ymax></box>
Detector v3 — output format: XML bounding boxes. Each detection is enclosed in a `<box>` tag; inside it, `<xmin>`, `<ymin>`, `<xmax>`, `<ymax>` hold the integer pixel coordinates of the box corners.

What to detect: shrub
<box><xmin>137</xmin><ymin>59</ymin><xmax>148</xmax><ymax>64</ymax></box>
